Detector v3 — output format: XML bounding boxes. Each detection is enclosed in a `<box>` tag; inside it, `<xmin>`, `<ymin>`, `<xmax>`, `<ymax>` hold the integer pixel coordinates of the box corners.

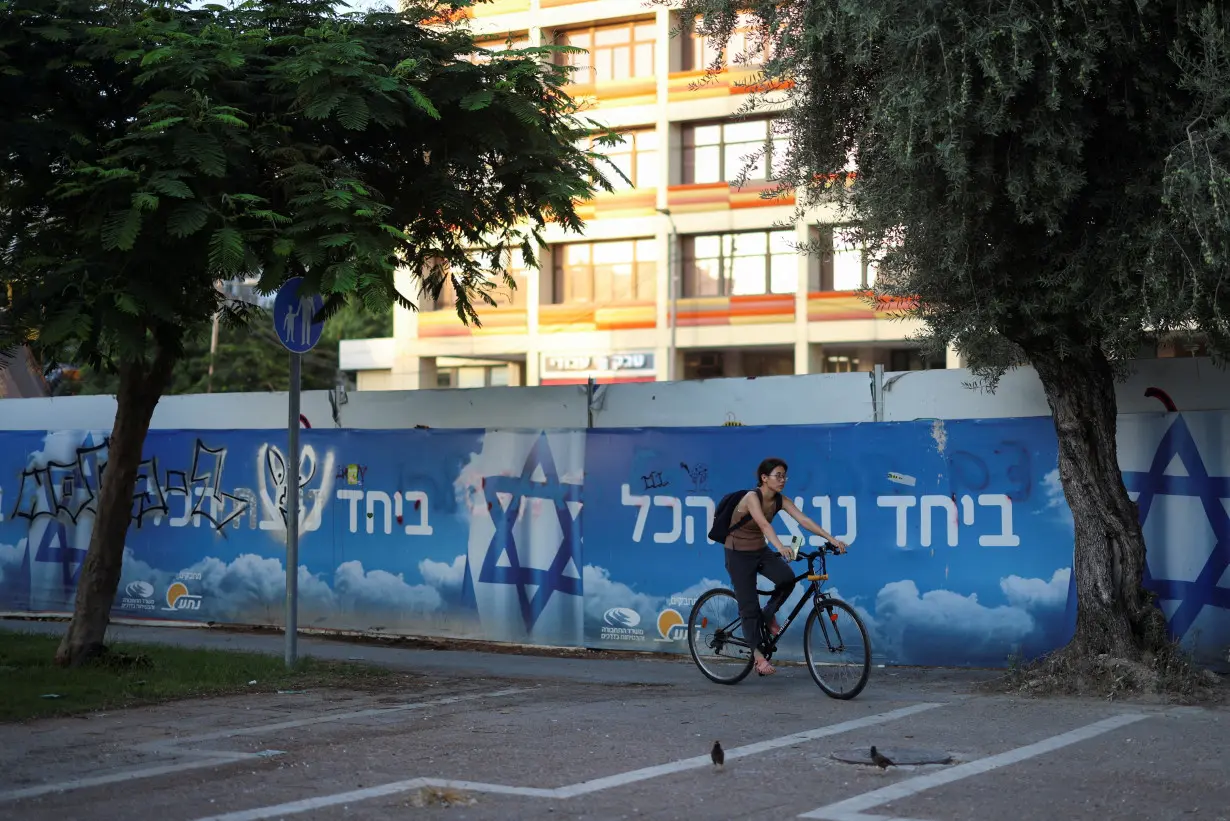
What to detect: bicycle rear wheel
<box><xmin>687</xmin><ymin>588</ymin><xmax>755</xmax><ymax>685</ymax></box>
<box><xmin>803</xmin><ymin>597</ymin><xmax>871</xmax><ymax>699</ymax></box>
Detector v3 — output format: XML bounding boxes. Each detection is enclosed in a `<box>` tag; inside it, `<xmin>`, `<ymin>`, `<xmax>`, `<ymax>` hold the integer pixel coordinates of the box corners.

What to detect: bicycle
<box><xmin>685</xmin><ymin>544</ymin><xmax>871</xmax><ymax>699</ymax></box>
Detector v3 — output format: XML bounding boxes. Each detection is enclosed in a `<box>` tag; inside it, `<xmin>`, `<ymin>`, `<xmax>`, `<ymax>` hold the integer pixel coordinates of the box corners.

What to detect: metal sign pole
<box><xmin>285</xmin><ymin>351</ymin><xmax>301</xmax><ymax>668</ymax></box>
<box><xmin>273</xmin><ymin>276</ymin><xmax>322</xmax><ymax>671</ymax></box>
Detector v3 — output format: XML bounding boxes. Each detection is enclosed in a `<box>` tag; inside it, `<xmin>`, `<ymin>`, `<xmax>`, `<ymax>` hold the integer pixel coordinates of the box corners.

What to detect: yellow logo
<box><xmin>656</xmin><ymin>608</ymin><xmax>686</xmax><ymax>642</ymax></box>
<box><xmin>166</xmin><ymin>582</ymin><xmax>189</xmax><ymax>608</ymax></box>
<box><xmin>163</xmin><ymin>581</ymin><xmax>202</xmax><ymax>611</ymax></box>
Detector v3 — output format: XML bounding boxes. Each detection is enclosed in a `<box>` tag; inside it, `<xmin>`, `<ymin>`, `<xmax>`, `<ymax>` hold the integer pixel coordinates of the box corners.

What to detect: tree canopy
<box><xmin>0</xmin><ymin>0</ymin><xmax>612</xmax><ymax>665</ymax></box>
<box><xmin>679</xmin><ymin>0</ymin><xmax>1230</xmax><ymax>690</ymax></box>
<box><xmin>55</xmin><ymin>300</ymin><xmax>392</xmax><ymax>397</ymax></box>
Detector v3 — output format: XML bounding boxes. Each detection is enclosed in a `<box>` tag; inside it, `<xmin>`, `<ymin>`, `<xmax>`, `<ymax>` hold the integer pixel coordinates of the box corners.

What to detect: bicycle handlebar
<box><xmin>794</xmin><ymin>545</ymin><xmax>845</xmax><ymax>560</ymax></box>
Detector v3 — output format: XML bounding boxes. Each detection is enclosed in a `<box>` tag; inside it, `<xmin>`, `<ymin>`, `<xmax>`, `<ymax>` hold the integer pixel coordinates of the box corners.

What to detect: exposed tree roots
<box><xmin>979</xmin><ymin>640</ymin><xmax>1225</xmax><ymax>704</ymax></box>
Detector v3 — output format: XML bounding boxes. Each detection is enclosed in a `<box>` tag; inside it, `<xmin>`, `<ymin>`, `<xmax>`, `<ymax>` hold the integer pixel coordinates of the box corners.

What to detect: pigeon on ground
<box><xmin>870</xmin><ymin>746</ymin><xmax>894</xmax><ymax>769</ymax></box>
<box><xmin>711</xmin><ymin>741</ymin><xmax>724</xmax><ymax>768</ymax></box>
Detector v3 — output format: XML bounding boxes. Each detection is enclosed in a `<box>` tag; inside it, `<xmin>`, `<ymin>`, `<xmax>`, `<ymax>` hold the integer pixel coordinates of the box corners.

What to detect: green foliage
<box><xmin>676</xmin><ymin>0</ymin><xmax>1230</xmax><ymax>380</ymax></box>
<box><xmin>58</xmin><ymin>299</ymin><xmax>392</xmax><ymax>397</ymax></box>
<box><xmin>0</xmin><ymin>0</ymin><xmax>613</xmax><ymax>380</ymax></box>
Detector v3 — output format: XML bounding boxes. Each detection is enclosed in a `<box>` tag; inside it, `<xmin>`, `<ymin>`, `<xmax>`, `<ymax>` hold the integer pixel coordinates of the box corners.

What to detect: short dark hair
<box><xmin>756</xmin><ymin>457</ymin><xmax>787</xmax><ymax>486</ymax></box>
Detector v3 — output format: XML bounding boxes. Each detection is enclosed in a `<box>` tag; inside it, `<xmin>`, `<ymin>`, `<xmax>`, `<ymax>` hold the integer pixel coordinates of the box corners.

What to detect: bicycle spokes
<box><xmin>804</xmin><ymin>598</ymin><xmax>871</xmax><ymax>699</ymax></box>
<box><xmin>688</xmin><ymin>589</ymin><xmax>754</xmax><ymax>685</ymax></box>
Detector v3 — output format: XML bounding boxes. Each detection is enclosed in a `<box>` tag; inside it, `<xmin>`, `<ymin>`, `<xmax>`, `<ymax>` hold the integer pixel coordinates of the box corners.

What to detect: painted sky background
<box><xmin>0</xmin><ymin>413</ymin><xmax>1226</xmax><ymax>669</ymax></box>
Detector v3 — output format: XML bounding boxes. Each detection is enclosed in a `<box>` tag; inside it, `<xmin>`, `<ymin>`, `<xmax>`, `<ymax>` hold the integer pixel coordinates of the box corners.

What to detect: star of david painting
<box><xmin>1123</xmin><ymin>413</ymin><xmax>1230</xmax><ymax>658</ymax></box>
<box><xmin>467</xmin><ymin>431</ymin><xmax>585</xmax><ymax>640</ymax></box>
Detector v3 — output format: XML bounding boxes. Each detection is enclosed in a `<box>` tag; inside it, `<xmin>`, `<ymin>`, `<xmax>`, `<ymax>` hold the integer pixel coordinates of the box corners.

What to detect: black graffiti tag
<box><xmin>13</xmin><ymin>437</ymin><xmax>249</xmax><ymax>531</ymax></box>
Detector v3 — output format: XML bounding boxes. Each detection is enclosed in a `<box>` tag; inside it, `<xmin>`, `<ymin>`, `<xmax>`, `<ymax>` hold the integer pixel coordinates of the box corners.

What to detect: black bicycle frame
<box><xmin>709</xmin><ymin>550</ymin><xmax>845</xmax><ymax>656</ymax></box>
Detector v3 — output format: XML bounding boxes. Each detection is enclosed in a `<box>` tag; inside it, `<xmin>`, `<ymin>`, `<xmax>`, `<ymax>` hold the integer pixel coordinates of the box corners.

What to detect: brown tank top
<box><xmin>724</xmin><ymin>489</ymin><xmax>783</xmax><ymax>552</ymax></box>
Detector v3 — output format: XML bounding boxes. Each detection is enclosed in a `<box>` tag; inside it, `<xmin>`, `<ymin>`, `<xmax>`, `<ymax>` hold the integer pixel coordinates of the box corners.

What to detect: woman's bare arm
<box><xmin>780</xmin><ymin>495</ymin><xmax>847</xmax><ymax>552</ymax></box>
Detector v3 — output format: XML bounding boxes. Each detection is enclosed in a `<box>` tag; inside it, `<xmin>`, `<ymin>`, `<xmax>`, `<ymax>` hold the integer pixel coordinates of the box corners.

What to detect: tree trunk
<box><xmin>1030</xmin><ymin>347</ymin><xmax>1169</xmax><ymax>660</ymax></box>
<box><xmin>54</xmin><ymin>349</ymin><xmax>176</xmax><ymax>667</ymax></box>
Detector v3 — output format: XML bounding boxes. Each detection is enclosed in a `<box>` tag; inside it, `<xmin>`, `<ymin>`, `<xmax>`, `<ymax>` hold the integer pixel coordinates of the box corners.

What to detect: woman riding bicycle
<box><xmin>723</xmin><ymin>457</ymin><xmax>848</xmax><ymax>676</ymax></box>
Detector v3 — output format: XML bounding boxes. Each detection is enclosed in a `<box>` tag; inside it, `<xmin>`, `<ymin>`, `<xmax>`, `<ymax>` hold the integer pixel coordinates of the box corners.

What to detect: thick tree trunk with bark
<box><xmin>54</xmin><ymin>350</ymin><xmax>176</xmax><ymax>667</ymax></box>
<box><xmin>1030</xmin><ymin>347</ymin><xmax>1169</xmax><ymax>661</ymax></box>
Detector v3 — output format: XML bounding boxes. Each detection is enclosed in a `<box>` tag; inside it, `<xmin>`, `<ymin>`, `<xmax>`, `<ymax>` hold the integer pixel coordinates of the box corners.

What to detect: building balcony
<box><xmin>667</xmin><ymin>181</ymin><xmax>794</xmax><ymax>213</ymax></box>
<box><xmin>667</xmin><ymin>68</ymin><xmax>791</xmax><ymax>103</ymax></box>
<box><xmin>563</xmin><ymin>76</ymin><xmax>658</xmax><ymax>109</ymax></box>
<box><xmin>417</xmin><ymin>306</ymin><xmax>530</xmax><ymax>339</ymax></box>
<box><xmin>575</xmin><ymin>188</ymin><xmax>659</xmax><ymax>221</ymax></box>
<box><xmin>461</xmin><ymin>0</ymin><xmax>530</xmax><ymax>17</ymax></box>
<box><xmin>539</xmin><ymin>301</ymin><xmax>657</xmax><ymax>333</ymax></box>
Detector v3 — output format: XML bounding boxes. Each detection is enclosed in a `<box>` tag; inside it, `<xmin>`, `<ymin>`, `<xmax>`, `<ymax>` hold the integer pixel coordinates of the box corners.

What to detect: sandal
<box><xmin>768</xmin><ymin>618</ymin><xmax>782</xmax><ymax>637</ymax></box>
<box><xmin>754</xmin><ymin>656</ymin><xmax>777</xmax><ymax>676</ymax></box>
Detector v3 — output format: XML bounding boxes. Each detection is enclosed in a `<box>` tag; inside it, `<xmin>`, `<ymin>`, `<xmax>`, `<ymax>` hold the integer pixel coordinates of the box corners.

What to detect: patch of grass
<box><xmin>0</xmin><ymin>630</ymin><xmax>400</xmax><ymax>723</ymax></box>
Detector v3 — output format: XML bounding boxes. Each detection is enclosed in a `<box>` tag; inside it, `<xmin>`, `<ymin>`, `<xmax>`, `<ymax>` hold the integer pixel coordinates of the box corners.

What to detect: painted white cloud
<box><xmin>666</xmin><ymin>576</ymin><xmax>727</xmax><ymax>606</ymax></box>
<box><xmin>419</xmin><ymin>555</ymin><xmax>466</xmax><ymax>597</ymax></box>
<box><xmin>1000</xmin><ymin>568</ymin><xmax>1071</xmax><ymax>611</ymax></box>
<box><xmin>334</xmin><ymin>560</ymin><xmax>442</xmax><ymax>614</ymax></box>
<box><xmin>193</xmin><ymin>553</ymin><xmax>337</xmax><ymax>617</ymax></box>
<box><xmin>1041</xmin><ymin>468</ymin><xmax>1065</xmax><ymax>507</ymax></box>
<box><xmin>0</xmin><ymin>541</ymin><xmax>24</xmax><ymax>590</ymax></box>
<box><xmin>582</xmin><ymin>564</ymin><xmax>663</xmax><ymax>624</ymax></box>
<box><xmin>116</xmin><ymin>547</ymin><xmax>335</xmax><ymax>621</ymax></box>
<box><xmin>870</xmin><ymin>579</ymin><xmax>1035</xmax><ymax>663</ymax></box>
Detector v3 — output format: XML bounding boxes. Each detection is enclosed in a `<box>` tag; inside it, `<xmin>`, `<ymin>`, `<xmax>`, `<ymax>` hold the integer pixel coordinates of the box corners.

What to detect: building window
<box><xmin>436</xmin><ymin>365</ymin><xmax>514</xmax><ymax>388</ymax></box>
<box><xmin>889</xmin><ymin>348</ymin><xmax>946</xmax><ymax>371</ymax></box>
<box><xmin>823</xmin><ymin>352</ymin><xmax>860</xmax><ymax>373</ymax></box>
<box><xmin>683</xmin><ymin>12</ymin><xmax>768</xmax><ymax>71</ymax></box>
<box><xmin>682</xmin><ymin>230</ymin><xmax>796</xmax><ymax>297</ymax></box>
<box><xmin>467</xmin><ymin>34</ymin><xmax>532</xmax><ymax>64</ymax></box>
<box><xmin>553</xmin><ymin>19</ymin><xmax>656</xmax><ymax>85</ymax></box>
<box><xmin>741</xmin><ymin>349</ymin><xmax>795</xmax><ymax>377</ymax></box>
<box><xmin>817</xmin><ymin>226</ymin><xmax>877</xmax><ymax>291</ymax></box>
<box><xmin>683</xmin><ymin>350</ymin><xmax>725</xmax><ymax>380</ymax></box>
<box><xmin>584</xmin><ymin>128</ymin><xmax>659</xmax><ymax>190</ymax></box>
<box><xmin>552</xmin><ymin>238</ymin><xmax>657</xmax><ymax>304</ymax></box>
<box><xmin>426</xmin><ymin>250</ymin><xmax>531</xmax><ymax>310</ymax></box>
<box><xmin>681</xmin><ymin>118</ymin><xmax>786</xmax><ymax>185</ymax></box>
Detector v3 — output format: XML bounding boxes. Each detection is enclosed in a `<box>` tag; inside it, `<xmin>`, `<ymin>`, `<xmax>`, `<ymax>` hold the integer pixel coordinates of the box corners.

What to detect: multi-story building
<box><xmin>340</xmin><ymin>0</ymin><xmax>961</xmax><ymax>391</ymax></box>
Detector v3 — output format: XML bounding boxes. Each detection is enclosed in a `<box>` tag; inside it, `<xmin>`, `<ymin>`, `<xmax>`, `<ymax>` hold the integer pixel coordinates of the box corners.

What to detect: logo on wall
<box><xmin>126</xmin><ymin>581</ymin><xmax>154</xmax><ymax>599</ymax></box>
<box><xmin>655</xmin><ymin>608</ymin><xmax>687</xmax><ymax>643</ymax></box>
<box><xmin>601</xmin><ymin>607</ymin><xmax>644</xmax><ymax>641</ymax></box>
<box><xmin>119</xmin><ymin>581</ymin><xmax>156</xmax><ymax>612</ymax></box>
<box><xmin>163</xmin><ymin>582</ymin><xmax>202</xmax><ymax>612</ymax></box>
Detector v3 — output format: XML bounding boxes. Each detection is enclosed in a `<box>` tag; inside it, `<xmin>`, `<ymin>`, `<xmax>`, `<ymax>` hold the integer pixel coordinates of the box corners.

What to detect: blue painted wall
<box><xmin>0</xmin><ymin>413</ymin><xmax>1225</xmax><ymax>668</ymax></box>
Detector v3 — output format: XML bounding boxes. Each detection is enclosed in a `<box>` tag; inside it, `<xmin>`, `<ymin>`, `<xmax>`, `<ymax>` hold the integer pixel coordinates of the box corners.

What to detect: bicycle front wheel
<box><xmin>803</xmin><ymin>597</ymin><xmax>871</xmax><ymax>699</ymax></box>
<box><xmin>687</xmin><ymin>588</ymin><xmax>755</xmax><ymax>685</ymax></box>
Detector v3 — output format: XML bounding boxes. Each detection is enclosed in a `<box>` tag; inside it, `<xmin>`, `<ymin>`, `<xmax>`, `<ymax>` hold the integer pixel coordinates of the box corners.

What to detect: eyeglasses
<box><xmin>769</xmin><ymin>473</ymin><xmax>787</xmax><ymax>481</ymax></box>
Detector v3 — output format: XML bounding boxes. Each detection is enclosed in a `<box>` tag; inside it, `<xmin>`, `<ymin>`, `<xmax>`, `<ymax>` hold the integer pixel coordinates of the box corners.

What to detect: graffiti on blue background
<box><xmin>1</xmin><ymin>414</ymin><xmax>1228</xmax><ymax>668</ymax></box>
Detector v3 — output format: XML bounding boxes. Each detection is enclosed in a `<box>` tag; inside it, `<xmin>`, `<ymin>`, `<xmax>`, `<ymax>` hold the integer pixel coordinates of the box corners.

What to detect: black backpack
<box><xmin>708</xmin><ymin>487</ymin><xmax>782</xmax><ymax>546</ymax></box>
<box><xmin>708</xmin><ymin>488</ymin><xmax>776</xmax><ymax>544</ymax></box>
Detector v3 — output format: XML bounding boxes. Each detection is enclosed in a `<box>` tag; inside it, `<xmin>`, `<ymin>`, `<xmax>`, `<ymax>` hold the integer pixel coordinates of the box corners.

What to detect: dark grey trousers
<box><xmin>723</xmin><ymin>546</ymin><xmax>797</xmax><ymax>652</ymax></box>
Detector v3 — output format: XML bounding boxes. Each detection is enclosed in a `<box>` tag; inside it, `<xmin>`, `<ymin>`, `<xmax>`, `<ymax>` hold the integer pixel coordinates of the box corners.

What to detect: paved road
<box><xmin>2</xmin><ymin>619</ymin><xmax>1227</xmax><ymax>821</ymax></box>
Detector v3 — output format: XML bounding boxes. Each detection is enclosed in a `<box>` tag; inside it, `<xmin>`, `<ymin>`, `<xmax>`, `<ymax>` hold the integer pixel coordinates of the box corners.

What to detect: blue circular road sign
<box><xmin>273</xmin><ymin>277</ymin><xmax>325</xmax><ymax>354</ymax></box>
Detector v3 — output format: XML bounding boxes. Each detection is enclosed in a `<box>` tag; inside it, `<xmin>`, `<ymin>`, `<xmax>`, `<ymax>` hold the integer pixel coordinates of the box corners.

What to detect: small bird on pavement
<box><xmin>870</xmin><ymin>746</ymin><xmax>894</xmax><ymax>769</ymax></box>
<box><xmin>711</xmin><ymin>741</ymin><xmax>724</xmax><ymax>768</ymax></box>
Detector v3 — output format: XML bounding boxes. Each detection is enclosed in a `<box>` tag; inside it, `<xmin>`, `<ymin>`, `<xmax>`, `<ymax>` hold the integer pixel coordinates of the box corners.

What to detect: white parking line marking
<box><xmin>191</xmin><ymin>778</ymin><xmax>560</xmax><ymax>821</ymax></box>
<box><xmin>0</xmin><ymin>755</ymin><xmax>262</xmax><ymax>803</ymax></box>
<box><xmin>148</xmin><ymin>687</ymin><xmax>531</xmax><ymax>746</ymax></box>
<box><xmin>799</xmin><ymin>712</ymin><xmax>1150</xmax><ymax>821</ymax></box>
<box><xmin>0</xmin><ymin>687</ymin><xmax>528</xmax><ymax>804</ymax></box>
<box><xmin>187</xmin><ymin>702</ymin><xmax>948</xmax><ymax>821</ymax></box>
<box><xmin>554</xmin><ymin>702</ymin><xmax>944</xmax><ymax>798</ymax></box>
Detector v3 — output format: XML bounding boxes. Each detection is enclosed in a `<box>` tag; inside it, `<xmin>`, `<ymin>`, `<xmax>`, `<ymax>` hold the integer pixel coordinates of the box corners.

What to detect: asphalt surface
<box><xmin>1</xmin><ymin>619</ymin><xmax>1227</xmax><ymax>821</ymax></box>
